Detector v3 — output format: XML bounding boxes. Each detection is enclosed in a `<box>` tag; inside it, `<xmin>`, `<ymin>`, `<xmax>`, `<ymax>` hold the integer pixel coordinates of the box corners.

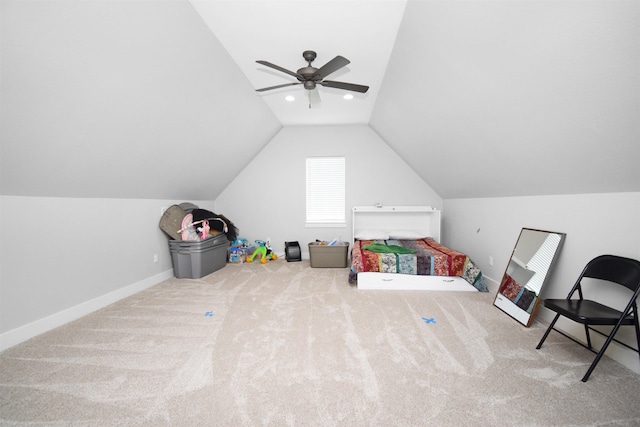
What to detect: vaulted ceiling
<box><xmin>192</xmin><ymin>0</ymin><xmax>639</xmax><ymax>199</ymax></box>
<box><xmin>2</xmin><ymin>0</ymin><xmax>639</xmax><ymax>201</ymax></box>
<box><xmin>190</xmin><ymin>0</ymin><xmax>407</xmax><ymax>126</ymax></box>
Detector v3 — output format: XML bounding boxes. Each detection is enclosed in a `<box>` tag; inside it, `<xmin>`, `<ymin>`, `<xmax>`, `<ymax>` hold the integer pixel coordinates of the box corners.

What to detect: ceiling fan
<box><xmin>255</xmin><ymin>50</ymin><xmax>369</xmax><ymax>94</ymax></box>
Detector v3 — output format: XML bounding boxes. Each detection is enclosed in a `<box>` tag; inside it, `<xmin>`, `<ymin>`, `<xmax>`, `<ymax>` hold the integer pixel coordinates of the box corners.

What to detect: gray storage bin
<box><xmin>169</xmin><ymin>233</ymin><xmax>229</xmax><ymax>278</ymax></box>
<box><xmin>308</xmin><ymin>242</ymin><xmax>349</xmax><ymax>268</ymax></box>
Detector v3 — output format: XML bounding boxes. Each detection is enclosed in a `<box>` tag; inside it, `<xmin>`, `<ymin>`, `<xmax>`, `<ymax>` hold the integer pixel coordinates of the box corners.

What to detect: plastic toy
<box><xmin>228</xmin><ymin>247</ymin><xmax>245</xmax><ymax>264</ymax></box>
<box><xmin>246</xmin><ymin>240</ymin><xmax>278</xmax><ymax>264</ymax></box>
<box><xmin>229</xmin><ymin>237</ymin><xmax>250</xmax><ymax>264</ymax></box>
<box><xmin>231</xmin><ymin>238</ymin><xmax>249</xmax><ymax>248</ymax></box>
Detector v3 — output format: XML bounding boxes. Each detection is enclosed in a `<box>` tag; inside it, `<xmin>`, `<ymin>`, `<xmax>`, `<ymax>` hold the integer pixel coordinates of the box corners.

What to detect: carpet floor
<box><xmin>1</xmin><ymin>260</ymin><xmax>639</xmax><ymax>426</ymax></box>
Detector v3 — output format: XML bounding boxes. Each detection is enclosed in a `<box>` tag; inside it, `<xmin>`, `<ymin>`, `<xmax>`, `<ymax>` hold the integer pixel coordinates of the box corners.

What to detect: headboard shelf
<box><xmin>352</xmin><ymin>206</ymin><xmax>441</xmax><ymax>243</ymax></box>
<box><xmin>352</xmin><ymin>206</ymin><xmax>437</xmax><ymax>213</ymax></box>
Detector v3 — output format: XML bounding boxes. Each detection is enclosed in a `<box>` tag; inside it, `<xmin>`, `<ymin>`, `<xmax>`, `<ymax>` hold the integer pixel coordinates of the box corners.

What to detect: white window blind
<box><xmin>525</xmin><ymin>233</ymin><xmax>563</xmax><ymax>294</ymax></box>
<box><xmin>306</xmin><ymin>157</ymin><xmax>345</xmax><ymax>225</ymax></box>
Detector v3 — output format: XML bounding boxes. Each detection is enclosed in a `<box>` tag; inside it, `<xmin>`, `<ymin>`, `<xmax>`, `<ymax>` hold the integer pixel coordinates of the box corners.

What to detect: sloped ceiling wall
<box><xmin>1</xmin><ymin>0</ymin><xmax>281</xmax><ymax>200</ymax></box>
<box><xmin>1</xmin><ymin>0</ymin><xmax>638</xmax><ymax>201</ymax></box>
<box><xmin>370</xmin><ymin>0</ymin><xmax>640</xmax><ymax>199</ymax></box>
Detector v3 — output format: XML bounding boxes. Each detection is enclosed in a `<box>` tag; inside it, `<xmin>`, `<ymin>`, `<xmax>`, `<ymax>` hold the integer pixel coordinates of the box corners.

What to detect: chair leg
<box><xmin>536</xmin><ymin>314</ymin><xmax>560</xmax><ymax>349</ymax></box>
<box><xmin>584</xmin><ymin>324</ymin><xmax>592</xmax><ymax>349</ymax></box>
<box><xmin>581</xmin><ymin>320</ymin><xmax>628</xmax><ymax>382</ymax></box>
<box><xmin>634</xmin><ymin>313</ymin><xmax>640</xmax><ymax>366</ymax></box>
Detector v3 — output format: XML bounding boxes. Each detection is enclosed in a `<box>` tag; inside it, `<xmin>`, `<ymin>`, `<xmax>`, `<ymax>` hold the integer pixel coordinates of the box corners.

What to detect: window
<box><xmin>306</xmin><ymin>157</ymin><xmax>345</xmax><ymax>226</ymax></box>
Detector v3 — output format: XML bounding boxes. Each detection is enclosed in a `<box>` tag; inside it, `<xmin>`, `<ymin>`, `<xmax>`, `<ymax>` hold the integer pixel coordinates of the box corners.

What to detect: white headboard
<box><xmin>352</xmin><ymin>206</ymin><xmax>441</xmax><ymax>243</ymax></box>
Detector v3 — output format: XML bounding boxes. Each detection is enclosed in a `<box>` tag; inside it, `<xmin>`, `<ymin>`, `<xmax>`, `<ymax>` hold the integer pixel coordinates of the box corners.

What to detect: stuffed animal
<box><xmin>196</xmin><ymin>219</ymin><xmax>210</xmax><ymax>240</ymax></box>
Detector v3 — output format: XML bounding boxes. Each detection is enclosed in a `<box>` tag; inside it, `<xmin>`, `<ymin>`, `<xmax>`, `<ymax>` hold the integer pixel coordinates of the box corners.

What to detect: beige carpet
<box><xmin>1</xmin><ymin>260</ymin><xmax>640</xmax><ymax>426</ymax></box>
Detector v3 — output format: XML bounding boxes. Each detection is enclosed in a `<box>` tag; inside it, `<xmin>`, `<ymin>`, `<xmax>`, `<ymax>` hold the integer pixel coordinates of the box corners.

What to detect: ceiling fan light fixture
<box><xmin>343</xmin><ymin>94</ymin><xmax>354</xmax><ymax>100</ymax></box>
<box><xmin>285</xmin><ymin>95</ymin><xmax>295</xmax><ymax>102</ymax></box>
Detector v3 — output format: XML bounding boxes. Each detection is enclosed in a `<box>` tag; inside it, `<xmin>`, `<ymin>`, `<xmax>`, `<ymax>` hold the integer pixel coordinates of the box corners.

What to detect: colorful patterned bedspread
<box><xmin>348</xmin><ymin>238</ymin><xmax>488</xmax><ymax>292</ymax></box>
<box><xmin>498</xmin><ymin>273</ymin><xmax>536</xmax><ymax>313</ymax></box>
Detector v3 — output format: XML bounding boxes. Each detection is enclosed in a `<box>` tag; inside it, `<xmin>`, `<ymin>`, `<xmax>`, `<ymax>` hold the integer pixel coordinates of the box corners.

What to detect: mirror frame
<box><xmin>493</xmin><ymin>228</ymin><xmax>566</xmax><ymax>327</ymax></box>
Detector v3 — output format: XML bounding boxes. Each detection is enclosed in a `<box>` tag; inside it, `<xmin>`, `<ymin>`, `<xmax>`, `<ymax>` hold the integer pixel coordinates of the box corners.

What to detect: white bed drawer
<box><xmin>357</xmin><ymin>272</ymin><xmax>477</xmax><ymax>291</ymax></box>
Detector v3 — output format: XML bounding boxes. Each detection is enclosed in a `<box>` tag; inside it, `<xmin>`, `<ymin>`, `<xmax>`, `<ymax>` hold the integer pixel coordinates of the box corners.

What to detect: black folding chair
<box><xmin>536</xmin><ymin>254</ymin><xmax>640</xmax><ymax>382</ymax></box>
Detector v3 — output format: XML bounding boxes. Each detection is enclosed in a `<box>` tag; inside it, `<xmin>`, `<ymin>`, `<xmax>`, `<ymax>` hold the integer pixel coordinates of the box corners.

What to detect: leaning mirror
<box><xmin>494</xmin><ymin>228</ymin><xmax>566</xmax><ymax>327</ymax></box>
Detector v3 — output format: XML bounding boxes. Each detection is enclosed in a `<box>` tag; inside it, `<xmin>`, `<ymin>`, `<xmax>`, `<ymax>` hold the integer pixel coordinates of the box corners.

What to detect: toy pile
<box><xmin>229</xmin><ymin>239</ymin><xmax>277</xmax><ymax>264</ymax></box>
<box><xmin>159</xmin><ymin>203</ymin><xmax>238</xmax><ymax>243</ymax></box>
<box><xmin>159</xmin><ymin>203</ymin><xmax>240</xmax><ymax>279</ymax></box>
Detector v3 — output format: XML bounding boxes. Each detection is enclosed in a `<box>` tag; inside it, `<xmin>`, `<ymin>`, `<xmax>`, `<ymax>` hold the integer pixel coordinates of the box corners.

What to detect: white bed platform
<box><xmin>357</xmin><ymin>272</ymin><xmax>478</xmax><ymax>291</ymax></box>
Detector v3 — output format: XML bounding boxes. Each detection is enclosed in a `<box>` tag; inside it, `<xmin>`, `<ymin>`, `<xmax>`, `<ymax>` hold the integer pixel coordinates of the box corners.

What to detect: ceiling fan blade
<box><xmin>255</xmin><ymin>82</ymin><xmax>301</xmax><ymax>92</ymax></box>
<box><xmin>313</xmin><ymin>55</ymin><xmax>350</xmax><ymax>79</ymax></box>
<box><xmin>256</xmin><ymin>60</ymin><xmax>302</xmax><ymax>79</ymax></box>
<box><xmin>319</xmin><ymin>80</ymin><xmax>369</xmax><ymax>93</ymax></box>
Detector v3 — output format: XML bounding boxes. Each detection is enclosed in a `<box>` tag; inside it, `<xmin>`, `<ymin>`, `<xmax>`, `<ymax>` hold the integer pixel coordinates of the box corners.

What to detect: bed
<box><xmin>349</xmin><ymin>206</ymin><xmax>488</xmax><ymax>292</ymax></box>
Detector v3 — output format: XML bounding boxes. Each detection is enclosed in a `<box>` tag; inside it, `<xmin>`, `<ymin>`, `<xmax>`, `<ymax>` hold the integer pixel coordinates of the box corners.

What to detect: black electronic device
<box><xmin>284</xmin><ymin>241</ymin><xmax>302</xmax><ymax>262</ymax></box>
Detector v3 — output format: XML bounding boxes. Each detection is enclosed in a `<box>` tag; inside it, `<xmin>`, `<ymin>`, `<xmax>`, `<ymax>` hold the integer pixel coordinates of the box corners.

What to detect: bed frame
<box><xmin>351</xmin><ymin>205</ymin><xmax>477</xmax><ymax>291</ymax></box>
<box><xmin>351</xmin><ymin>205</ymin><xmax>441</xmax><ymax>244</ymax></box>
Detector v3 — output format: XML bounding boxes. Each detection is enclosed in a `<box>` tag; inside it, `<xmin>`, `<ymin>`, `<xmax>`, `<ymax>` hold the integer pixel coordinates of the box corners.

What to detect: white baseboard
<box><xmin>483</xmin><ymin>275</ymin><xmax>500</xmax><ymax>293</ymax></box>
<box><xmin>0</xmin><ymin>270</ymin><xmax>174</xmax><ymax>352</ymax></box>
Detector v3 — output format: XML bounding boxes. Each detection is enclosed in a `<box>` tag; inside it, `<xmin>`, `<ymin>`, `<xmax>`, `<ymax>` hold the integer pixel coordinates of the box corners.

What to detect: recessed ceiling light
<box><xmin>343</xmin><ymin>94</ymin><xmax>354</xmax><ymax>100</ymax></box>
<box><xmin>285</xmin><ymin>95</ymin><xmax>295</xmax><ymax>102</ymax></box>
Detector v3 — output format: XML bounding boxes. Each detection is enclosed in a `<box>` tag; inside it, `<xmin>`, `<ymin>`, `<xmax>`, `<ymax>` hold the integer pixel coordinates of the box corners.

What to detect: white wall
<box><xmin>443</xmin><ymin>192</ymin><xmax>640</xmax><ymax>373</ymax></box>
<box><xmin>0</xmin><ymin>196</ymin><xmax>215</xmax><ymax>350</ymax></box>
<box><xmin>214</xmin><ymin>124</ymin><xmax>442</xmax><ymax>256</ymax></box>
<box><xmin>372</xmin><ymin>0</ymin><xmax>640</xmax><ymax>199</ymax></box>
<box><xmin>1</xmin><ymin>0</ymin><xmax>280</xmax><ymax>201</ymax></box>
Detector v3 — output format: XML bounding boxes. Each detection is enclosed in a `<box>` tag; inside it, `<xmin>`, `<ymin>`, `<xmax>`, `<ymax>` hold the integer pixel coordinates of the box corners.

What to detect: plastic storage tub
<box><xmin>308</xmin><ymin>242</ymin><xmax>349</xmax><ymax>268</ymax></box>
<box><xmin>169</xmin><ymin>233</ymin><xmax>229</xmax><ymax>278</ymax></box>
